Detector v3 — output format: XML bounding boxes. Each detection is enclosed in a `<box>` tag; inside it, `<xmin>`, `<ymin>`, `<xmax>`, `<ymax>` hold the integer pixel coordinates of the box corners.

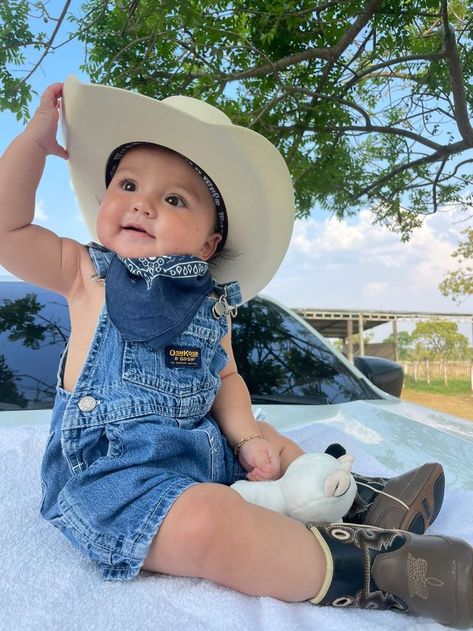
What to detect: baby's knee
<box><xmin>146</xmin><ymin>484</ymin><xmax>242</xmax><ymax>574</ymax></box>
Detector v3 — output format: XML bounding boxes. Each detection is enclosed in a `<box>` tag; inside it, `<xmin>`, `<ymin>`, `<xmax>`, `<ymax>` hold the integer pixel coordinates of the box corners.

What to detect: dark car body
<box><xmin>1</xmin><ymin>280</ymin><xmax>385</xmax><ymax>411</ymax></box>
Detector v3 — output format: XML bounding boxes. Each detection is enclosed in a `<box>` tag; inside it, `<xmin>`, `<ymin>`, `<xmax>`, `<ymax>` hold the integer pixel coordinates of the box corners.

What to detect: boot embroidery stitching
<box><xmin>324</xmin><ymin>525</ymin><xmax>407</xmax><ymax>611</ymax></box>
<box><xmin>321</xmin><ymin>525</ymin><xmax>407</xmax><ymax>611</ymax></box>
<box><xmin>407</xmin><ymin>552</ymin><xmax>444</xmax><ymax>600</ymax></box>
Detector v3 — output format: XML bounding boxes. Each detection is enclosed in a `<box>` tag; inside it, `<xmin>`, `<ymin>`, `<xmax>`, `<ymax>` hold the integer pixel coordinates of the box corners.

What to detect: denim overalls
<box><xmin>40</xmin><ymin>245</ymin><xmax>246</xmax><ymax>580</ymax></box>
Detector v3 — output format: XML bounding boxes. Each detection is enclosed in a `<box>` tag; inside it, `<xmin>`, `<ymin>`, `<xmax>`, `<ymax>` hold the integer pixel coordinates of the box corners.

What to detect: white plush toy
<box><xmin>231</xmin><ymin>451</ymin><xmax>357</xmax><ymax>523</ymax></box>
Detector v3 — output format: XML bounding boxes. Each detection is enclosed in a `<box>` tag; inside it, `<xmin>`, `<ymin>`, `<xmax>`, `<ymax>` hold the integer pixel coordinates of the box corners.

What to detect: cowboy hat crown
<box><xmin>62</xmin><ymin>76</ymin><xmax>295</xmax><ymax>303</ymax></box>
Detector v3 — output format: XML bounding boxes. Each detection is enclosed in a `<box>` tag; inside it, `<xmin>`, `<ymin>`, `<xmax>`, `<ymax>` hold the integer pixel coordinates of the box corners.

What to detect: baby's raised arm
<box><xmin>0</xmin><ymin>83</ymin><xmax>83</xmax><ymax>297</ymax></box>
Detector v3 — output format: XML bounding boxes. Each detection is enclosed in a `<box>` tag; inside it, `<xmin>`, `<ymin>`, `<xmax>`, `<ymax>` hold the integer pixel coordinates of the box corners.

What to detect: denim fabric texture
<box><xmin>40</xmin><ymin>244</ymin><xmax>246</xmax><ymax>580</ymax></box>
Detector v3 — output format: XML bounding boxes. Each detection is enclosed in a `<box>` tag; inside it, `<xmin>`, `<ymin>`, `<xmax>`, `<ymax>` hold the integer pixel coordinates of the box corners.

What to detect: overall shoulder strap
<box><xmin>86</xmin><ymin>242</ymin><xmax>114</xmax><ymax>279</ymax></box>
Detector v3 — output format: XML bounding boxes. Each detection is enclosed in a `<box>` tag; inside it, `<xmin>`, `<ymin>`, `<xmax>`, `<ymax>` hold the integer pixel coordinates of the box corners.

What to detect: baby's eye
<box><xmin>165</xmin><ymin>195</ymin><xmax>186</xmax><ymax>208</ymax></box>
<box><xmin>119</xmin><ymin>179</ymin><xmax>137</xmax><ymax>192</ymax></box>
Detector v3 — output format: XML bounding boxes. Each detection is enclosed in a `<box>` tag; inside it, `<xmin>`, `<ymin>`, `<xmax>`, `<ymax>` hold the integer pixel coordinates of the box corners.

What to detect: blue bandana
<box><xmin>106</xmin><ymin>254</ymin><xmax>213</xmax><ymax>349</ymax></box>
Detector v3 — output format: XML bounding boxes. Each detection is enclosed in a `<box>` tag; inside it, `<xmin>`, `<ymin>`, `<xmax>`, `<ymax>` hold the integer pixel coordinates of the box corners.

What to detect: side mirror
<box><xmin>354</xmin><ymin>356</ymin><xmax>404</xmax><ymax>397</ymax></box>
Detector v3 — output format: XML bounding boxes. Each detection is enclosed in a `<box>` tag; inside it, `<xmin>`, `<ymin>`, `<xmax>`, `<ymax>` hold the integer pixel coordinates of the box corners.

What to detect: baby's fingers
<box><xmin>247</xmin><ymin>468</ymin><xmax>268</xmax><ymax>482</ymax></box>
<box><xmin>40</xmin><ymin>82</ymin><xmax>64</xmax><ymax>109</ymax></box>
<box><xmin>247</xmin><ymin>460</ymin><xmax>278</xmax><ymax>481</ymax></box>
<box><xmin>53</xmin><ymin>142</ymin><xmax>69</xmax><ymax>160</ymax></box>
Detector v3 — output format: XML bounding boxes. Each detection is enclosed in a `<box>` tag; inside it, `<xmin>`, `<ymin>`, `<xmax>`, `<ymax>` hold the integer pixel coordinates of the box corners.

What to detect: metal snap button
<box><xmin>78</xmin><ymin>396</ymin><xmax>98</xmax><ymax>412</ymax></box>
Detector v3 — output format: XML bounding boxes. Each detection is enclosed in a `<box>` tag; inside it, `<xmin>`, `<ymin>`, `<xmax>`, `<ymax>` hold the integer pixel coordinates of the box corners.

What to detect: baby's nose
<box><xmin>132</xmin><ymin>197</ymin><xmax>156</xmax><ymax>217</ymax></box>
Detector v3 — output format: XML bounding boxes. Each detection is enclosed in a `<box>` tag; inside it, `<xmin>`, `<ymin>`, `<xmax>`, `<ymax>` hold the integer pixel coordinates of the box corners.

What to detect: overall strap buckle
<box><xmin>212</xmin><ymin>285</ymin><xmax>238</xmax><ymax>319</ymax></box>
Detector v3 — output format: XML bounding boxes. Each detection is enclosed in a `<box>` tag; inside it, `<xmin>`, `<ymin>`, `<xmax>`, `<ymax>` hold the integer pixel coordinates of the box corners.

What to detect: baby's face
<box><xmin>96</xmin><ymin>145</ymin><xmax>222</xmax><ymax>260</ymax></box>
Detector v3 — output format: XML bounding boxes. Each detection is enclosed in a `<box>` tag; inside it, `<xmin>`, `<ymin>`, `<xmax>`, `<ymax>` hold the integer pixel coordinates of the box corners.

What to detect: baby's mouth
<box><xmin>122</xmin><ymin>224</ymin><xmax>154</xmax><ymax>238</ymax></box>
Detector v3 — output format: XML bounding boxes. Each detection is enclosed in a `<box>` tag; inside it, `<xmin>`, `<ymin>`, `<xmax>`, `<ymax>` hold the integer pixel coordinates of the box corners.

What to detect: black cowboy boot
<box><xmin>307</xmin><ymin>522</ymin><xmax>473</xmax><ymax>628</ymax></box>
<box><xmin>345</xmin><ymin>463</ymin><xmax>445</xmax><ymax>533</ymax></box>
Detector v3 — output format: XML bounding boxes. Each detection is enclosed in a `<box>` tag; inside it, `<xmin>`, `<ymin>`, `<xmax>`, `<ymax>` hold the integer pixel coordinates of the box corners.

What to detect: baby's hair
<box><xmin>208</xmin><ymin>244</ymin><xmax>241</xmax><ymax>269</ymax></box>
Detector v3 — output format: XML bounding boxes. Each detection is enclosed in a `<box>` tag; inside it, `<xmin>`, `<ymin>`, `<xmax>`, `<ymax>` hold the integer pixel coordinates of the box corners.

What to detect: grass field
<box><xmin>401</xmin><ymin>377</ymin><xmax>473</xmax><ymax>421</ymax></box>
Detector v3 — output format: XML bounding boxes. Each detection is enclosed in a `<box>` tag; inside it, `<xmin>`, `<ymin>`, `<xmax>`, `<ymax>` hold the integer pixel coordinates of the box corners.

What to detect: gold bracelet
<box><xmin>233</xmin><ymin>433</ymin><xmax>263</xmax><ymax>456</ymax></box>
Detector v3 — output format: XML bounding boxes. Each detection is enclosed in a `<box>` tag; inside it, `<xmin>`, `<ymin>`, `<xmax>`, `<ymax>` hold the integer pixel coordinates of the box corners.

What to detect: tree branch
<box><xmin>181</xmin><ymin>0</ymin><xmax>384</xmax><ymax>85</ymax></box>
<box><xmin>358</xmin><ymin>140</ymin><xmax>470</xmax><ymax>198</ymax></box>
<box><xmin>13</xmin><ymin>0</ymin><xmax>72</xmax><ymax>91</ymax></box>
<box><xmin>330</xmin><ymin>0</ymin><xmax>384</xmax><ymax>58</ymax></box>
<box><xmin>287</xmin><ymin>0</ymin><xmax>384</xmax><ymax>162</ymax></box>
<box><xmin>432</xmin><ymin>157</ymin><xmax>448</xmax><ymax>213</ymax></box>
<box><xmin>287</xmin><ymin>123</ymin><xmax>444</xmax><ymax>150</ymax></box>
<box><xmin>441</xmin><ymin>0</ymin><xmax>473</xmax><ymax>144</ymax></box>
<box><xmin>344</xmin><ymin>52</ymin><xmax>444</xmax><ymax>90</ymax></box>
<box><xmin>278</xmin><ymin>85</ymin><xmax>373</xmax><ymax>126</ymax></box>
<box><xmin>221</xmin><ymin>46</ymin><xmax>333</xmax><ymax>81</ymax></box>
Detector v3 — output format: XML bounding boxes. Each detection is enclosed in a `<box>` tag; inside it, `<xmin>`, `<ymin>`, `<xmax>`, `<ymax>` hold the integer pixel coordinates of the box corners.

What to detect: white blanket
<box><xmin>1</xmin><ymin>423</ymin><xmax>471</xmax><ymax>631</ymax></box>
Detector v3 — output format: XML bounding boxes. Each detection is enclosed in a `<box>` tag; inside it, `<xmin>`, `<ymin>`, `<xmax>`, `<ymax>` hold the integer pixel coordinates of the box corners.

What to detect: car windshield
<box><xmin>233</xmin><ymin>297</ymin><xmax>377</xmax><ymax>405</ymax></box>
<box><xmin>0</xmin><ymin>283</ymin><xmax>377</xmax><ymax>411</ymax></box>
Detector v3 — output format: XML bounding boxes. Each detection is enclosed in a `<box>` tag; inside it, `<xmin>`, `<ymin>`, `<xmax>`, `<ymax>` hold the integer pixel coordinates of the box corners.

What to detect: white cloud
<box><xmin>362</xmin><ymin>281</ymin><xmax>389</xmax><ymax>298</ymax></box>
<box><xmin>264</xmin><ymin>207</ymin><xmax>473</xmax><ymax>314</ymax></box>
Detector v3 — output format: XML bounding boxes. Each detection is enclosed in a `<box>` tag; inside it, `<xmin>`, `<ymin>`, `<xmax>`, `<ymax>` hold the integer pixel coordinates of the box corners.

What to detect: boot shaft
<box><xmin>307</xmin><ymin>522</ymin><xmax>473</xmax><ymax>628</ymax></box>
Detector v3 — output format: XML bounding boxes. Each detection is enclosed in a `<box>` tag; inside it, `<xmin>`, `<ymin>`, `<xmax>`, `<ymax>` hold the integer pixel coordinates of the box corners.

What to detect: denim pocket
<box><xmin>122</xmin><ymin>321</ymin><xmax>220</xmax><ymax>420</ymax></box>
<box><xmin>61</xmin><ymin>422</ymin><xmax>123</xmax><ymax>476</ymax></box>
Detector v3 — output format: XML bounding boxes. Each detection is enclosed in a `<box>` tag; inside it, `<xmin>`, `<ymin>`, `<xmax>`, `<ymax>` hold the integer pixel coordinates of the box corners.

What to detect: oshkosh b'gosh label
<box><xmin>165</xmin><ymin>346</ymin><xmax>201</xmax><ymax>369</ymax></box>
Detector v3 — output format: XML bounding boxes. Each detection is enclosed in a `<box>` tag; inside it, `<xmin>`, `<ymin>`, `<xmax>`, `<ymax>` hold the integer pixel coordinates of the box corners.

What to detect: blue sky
<box><xmin>1</xmin><ymin>3</ymin><xmax>472</xmax><ymax>342</ymax></box>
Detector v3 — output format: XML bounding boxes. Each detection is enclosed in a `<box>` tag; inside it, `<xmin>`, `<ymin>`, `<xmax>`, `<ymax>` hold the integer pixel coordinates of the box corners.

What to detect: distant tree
<box><xmin>2</xmin><ymin>1</ymin><xmax>473</xmax><ymax>237</ymax></box>
<box><xmin>383</xmin><ymin>330</ymin><xmax>413</xmax><ymax>359</ymax></box>
<box><xmin>439</xmin><ymin>227</ymin><xmax>473</xmax><ymax>303</ymax></box>
<box><xmin>331</xmin><ymin>339</ymin><xmax>344</xmax><ymax>353</ymax></box>
<box><xmin>410</xmin><ymin>319</ymin><xmax>470</xmax><ymax>359</ymax></box>
<box><xmin>350</xmin><ymin>332</ymin><xmax>375</xmax><ymax>346</ymax></box>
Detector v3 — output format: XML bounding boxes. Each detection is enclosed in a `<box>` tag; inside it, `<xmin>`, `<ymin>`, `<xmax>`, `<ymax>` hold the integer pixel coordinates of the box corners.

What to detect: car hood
<box><xmin>3</xmin><ymin>397</ymin><xmax>473</xmax><ymax>490</ymax></box>
<box><xmin>264</xmin><ymin>398</ymin><xmax>473</xmax><ymax>491</ymax></box>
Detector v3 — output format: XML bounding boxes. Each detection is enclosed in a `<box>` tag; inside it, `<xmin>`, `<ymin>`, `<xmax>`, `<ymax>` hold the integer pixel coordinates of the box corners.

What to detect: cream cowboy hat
<box><xmin>61</xmin><ymin>75</ymin><xmax>295</xmax><ymax>303</ymax></box>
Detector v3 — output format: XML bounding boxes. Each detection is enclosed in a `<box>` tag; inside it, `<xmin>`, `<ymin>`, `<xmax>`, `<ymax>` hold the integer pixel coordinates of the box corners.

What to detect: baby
<box><xmin>0</xmin><ymin>77</ymin><xmax>471</xmax><ymax>628</ymax></box>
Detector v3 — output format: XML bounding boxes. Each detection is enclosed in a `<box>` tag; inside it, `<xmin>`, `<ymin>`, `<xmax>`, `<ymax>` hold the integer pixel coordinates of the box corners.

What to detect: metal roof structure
<box><xmin>293</xmin><ymin>307</ymin><xmax>473</xmax><ymax>339</ymax></box>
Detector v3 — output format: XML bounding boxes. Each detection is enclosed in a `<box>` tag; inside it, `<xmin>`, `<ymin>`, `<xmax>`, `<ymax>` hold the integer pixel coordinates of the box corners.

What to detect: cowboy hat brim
<box><xmin>61</xmin><ymin>76</ymin><xmax>294</xmax><ymax>303</ymax></box>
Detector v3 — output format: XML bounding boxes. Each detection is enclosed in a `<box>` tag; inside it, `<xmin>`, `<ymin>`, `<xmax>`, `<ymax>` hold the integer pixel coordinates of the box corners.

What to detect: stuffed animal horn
<box><xmin>231</xmin><ymin>451</ymin><xmax>357</xmax><ymax>524</ymax></box>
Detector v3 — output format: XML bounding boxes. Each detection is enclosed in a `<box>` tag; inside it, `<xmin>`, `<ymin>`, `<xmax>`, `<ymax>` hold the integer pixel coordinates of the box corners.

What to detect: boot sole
<box><xmin>398</xmin><ymin>465</ymin><xmax>445</xmax><ymax>534</ymax></box>
<box><xmin>365</xmin><ymin>463</ymin><xmax>445</xmax><ymax>533</ymax></box>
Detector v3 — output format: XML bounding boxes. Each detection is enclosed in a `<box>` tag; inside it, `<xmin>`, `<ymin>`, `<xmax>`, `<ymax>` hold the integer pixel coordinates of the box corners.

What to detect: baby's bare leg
<box><xmin>257</xmin><ymin>420</ymin><xmax>304</xmax><ymax>474</ymax></box>
<box><xmin>143</xmin><ymin>483</ymin><xmax>326</xmax><ymax>601</ymax></box>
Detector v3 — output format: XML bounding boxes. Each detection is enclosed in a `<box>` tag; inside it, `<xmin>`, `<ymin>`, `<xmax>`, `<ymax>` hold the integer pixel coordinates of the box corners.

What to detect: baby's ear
<box><xmin>200</xmin><ymin>232</ymin><xmax>222</xmax><ymax>260</ymax></box>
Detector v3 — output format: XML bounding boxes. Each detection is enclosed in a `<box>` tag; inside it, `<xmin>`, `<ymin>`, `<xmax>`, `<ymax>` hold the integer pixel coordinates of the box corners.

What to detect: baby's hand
<box><xmin>25</xmin><ymin>83</ymin><xmax>68</xmax><ymax>159</ymax></box>
<box><xmin>238</xmin><ymin>437</ymin><xmax>281</xmax><ymax>481</ymax></box>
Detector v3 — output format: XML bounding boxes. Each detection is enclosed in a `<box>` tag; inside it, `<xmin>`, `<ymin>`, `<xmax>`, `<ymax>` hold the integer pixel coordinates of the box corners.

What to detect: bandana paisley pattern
<box><xmin>118</xmin><ymin>255</ymin><xmax>209</xmax><ymax>290</ymax></box>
